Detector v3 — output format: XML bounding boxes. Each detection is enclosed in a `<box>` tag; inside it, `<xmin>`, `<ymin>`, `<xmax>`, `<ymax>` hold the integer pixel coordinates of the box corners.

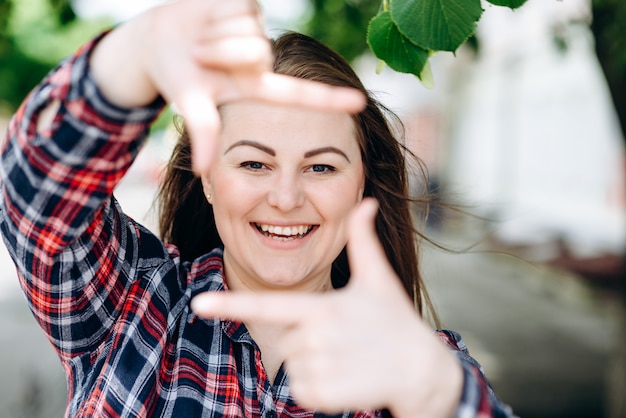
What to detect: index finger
<box><xmin>244</xmin><ymin>72</ymin><xmax>366</xmax><ymax>114</ymax></box>
<box><xmin>177</xmin><ymin>91</ymin><xmax>221</xmax><ymax>173</ymax></box>
<box><xmin>191</xmin><ymin>291</ymin><xmax>320</xmax><ymax>325</ymax></box>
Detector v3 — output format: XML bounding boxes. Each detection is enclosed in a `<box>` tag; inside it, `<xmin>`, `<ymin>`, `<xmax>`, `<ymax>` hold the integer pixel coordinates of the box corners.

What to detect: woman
<box><xmin>0</xmin><ymin>0</ymin><xmax>514</xmax><ymax>416</ymax></box>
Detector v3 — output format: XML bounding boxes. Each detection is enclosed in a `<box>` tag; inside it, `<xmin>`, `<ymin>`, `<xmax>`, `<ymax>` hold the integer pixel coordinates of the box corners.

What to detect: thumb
<box><xmin>177</xmin><ymin>91</ymin><xmax>221</xmax><ymax>175</ymax></box>
<box><xmin>346</xmin><ymin>198</ymin><xmax>394</xmax><ymax>287</ymax></box>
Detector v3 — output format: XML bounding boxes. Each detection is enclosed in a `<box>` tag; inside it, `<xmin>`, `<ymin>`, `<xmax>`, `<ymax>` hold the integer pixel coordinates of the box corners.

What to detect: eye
<box><xmin>306</xmin><ymin>164</ymin><xmax>336</xmax><ymax>174</ymax></box>
<box><xmin>240</xmin><ymin>161</ymin><xmax>267</xmax><ymax>171</ymax></box>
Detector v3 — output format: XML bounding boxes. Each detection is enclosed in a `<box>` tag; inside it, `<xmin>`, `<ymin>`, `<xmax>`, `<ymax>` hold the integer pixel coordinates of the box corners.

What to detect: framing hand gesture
<box><xmin>89</xmin><ymin>0</ymin><xmax>364</xmax><ymax>174</ymax></box>
<box><xmin>192</xmin><ymin>199</ymin><xmax>463</xmax><ymax>418</ymax></box>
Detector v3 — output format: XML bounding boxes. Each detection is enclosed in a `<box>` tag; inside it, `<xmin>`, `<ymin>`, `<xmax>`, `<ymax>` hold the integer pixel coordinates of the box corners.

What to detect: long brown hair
<box><xmin>158</xmin><ymin>32</ymin><xmax>437</xmax><ymax>322</ymax></box>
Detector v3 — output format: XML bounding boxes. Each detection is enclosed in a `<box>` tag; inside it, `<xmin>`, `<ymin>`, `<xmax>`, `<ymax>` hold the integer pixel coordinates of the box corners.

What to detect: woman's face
<box><xmin>203</xmin><ymin>102</ymin><xmax>364</xmax><ymax>292</ymax></box>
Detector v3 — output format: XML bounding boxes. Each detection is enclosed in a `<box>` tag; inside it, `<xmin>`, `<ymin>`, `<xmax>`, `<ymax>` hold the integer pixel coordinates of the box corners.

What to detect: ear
<box><xmin>200</xmin><ymin>176</ymin><xmax>213</xmax><ymax>204</ymax></box>
<box><xmin>356</xmin><ymin>189</ymin><xmax>364</xmax><ymax>204</ymax></box>
<box><xmin>356</xmin><ymin>174</ymin><xmax>366</xmax><ymax>203</ymax></box>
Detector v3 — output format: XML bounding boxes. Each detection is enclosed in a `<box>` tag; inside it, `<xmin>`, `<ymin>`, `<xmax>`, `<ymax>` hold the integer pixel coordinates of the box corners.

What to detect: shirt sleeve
<box><xmin>436</xmin><ymin>330</ymin><xmax>518</xmax><ymax>418</ymax></box>
<box><xmin>0</xmin><ymin>31</ymin><xmax>166</xmax><ymax>359</ymax></box>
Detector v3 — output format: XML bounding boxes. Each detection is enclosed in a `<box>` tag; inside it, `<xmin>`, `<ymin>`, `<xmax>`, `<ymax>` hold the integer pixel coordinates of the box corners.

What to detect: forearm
<box><xmin>0</xmin><ymin>32</ymin><xmax>168</xmax><ymax>357</ymax></box>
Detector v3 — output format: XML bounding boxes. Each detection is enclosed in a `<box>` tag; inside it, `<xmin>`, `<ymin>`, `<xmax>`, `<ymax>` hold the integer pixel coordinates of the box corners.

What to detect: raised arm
<box><xmin>0</xmin><ymin>29</ymin><xmax>166</xmax><ymax>355</ymax></box>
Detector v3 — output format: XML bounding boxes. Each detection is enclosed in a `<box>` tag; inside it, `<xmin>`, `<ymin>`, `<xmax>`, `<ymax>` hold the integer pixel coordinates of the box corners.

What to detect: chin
<box><xmin>256</xmin><ymin>271</ymin><xmax>324</xmax><ymax>291</ymax></box>
<box><xmin>260</xmin><ymin>277</ymin><xmax>305</xmax><ymax>289</ymax></box>
<box><xmin>251</xmin><ymin>263</ymin><xmax>330</xmax><ymax>291</ymax></box>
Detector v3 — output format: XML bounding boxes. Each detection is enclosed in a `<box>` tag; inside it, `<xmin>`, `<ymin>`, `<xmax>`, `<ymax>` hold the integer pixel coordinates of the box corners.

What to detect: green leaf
<box><xmin>485</xmin><ymin>0</ymin><xmax>528</xmax><ymax>8</ymax></box>
<box><xmin>390</xmin><ymin>0</ymin><xmax>483</xmax><ymax>52</ymax></box>
<box><xmin>367</xmin><ymin>11</ymin><xmax>430</xmax><ymax>79</ymax></box>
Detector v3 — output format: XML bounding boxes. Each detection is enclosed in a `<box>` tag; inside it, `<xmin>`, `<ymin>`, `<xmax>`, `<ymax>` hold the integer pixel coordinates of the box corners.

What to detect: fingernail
<box><xmin>363</xmin><ymin>198</ymin><xmax>379</xmax><ymax>216</ymax></box>
<box><xmin>190</xmin><ymin>293</ymin><xmax>214</xmax><ymax>314</ymax></box>
<box><xmin>341</xmin><ymin>89</ymin><xmax>367</xmax><ymax>113</ymax></box>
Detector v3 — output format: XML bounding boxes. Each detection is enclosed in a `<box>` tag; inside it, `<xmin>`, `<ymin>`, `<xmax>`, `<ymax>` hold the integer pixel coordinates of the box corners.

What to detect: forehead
<box><xmin>219</xmin><ymin>102</ymin><xmax>359</xmax><ymax>153</ymax></box>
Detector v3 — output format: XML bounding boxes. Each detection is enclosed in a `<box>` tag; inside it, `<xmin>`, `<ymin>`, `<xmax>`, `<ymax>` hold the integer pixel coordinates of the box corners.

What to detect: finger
<box><xmin>192</xmin><ymin>36</ymin><xmax>273</xmax><ymax>73</ymax></box>
<box><xmin>346</xmin><ymin>198</ymin><xmax>391</xmax><ymax>283</ymax></box>
<box><xmin>189</xmin><ymin>0</ymin><xmax>262</xmax><ymax>22</ymax></box>
<box><xmin>190</xmin><ymin>291</ymin><xmax>319</xmax><ymax>325</ymax></box>
<box><xmin>176</xmin><ymin>91</ymin><xmax>221</xmax><ymax>174</ymax></box>
<box><xmin>194</xmin><ymin>13</ymin><xmax>266</xmax><ymax>41</ymax></box>
<box><xmin>247</xmin><ymin>73</ymin><xmax>366</xmax><ymax>114</ymax></box>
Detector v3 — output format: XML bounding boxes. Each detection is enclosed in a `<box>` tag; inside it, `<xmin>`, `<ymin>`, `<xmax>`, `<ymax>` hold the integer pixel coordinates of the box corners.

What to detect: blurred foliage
<box><xmin>590</xmin><ymin>0</ymin><xmax>626</xmax><ymax>141</ymax></box>
<box><xmin>0</xmin><ymin>0</ymin><xmax>111</xmax><ymax>112</ymax></box>
<box><xmin>302</xmin><ymin>0</ymin><xmax>380</xmax><ymax>62</ymax></box>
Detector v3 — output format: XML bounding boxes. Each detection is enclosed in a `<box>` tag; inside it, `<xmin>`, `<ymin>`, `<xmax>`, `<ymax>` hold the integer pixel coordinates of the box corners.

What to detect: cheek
<box><xmin>211</xmin><ymin>171</ymin><xmax>259</xmax><ymax>203</ymax></box>
<box><xmin>314</xmin><ymin>180</ymin><xmax>363</xmax><ymax>222</ymax></box>
<box><xmin>210</xmin><ymin>179</ymin><xmax>250</xmax><ymax>227</ymax></box>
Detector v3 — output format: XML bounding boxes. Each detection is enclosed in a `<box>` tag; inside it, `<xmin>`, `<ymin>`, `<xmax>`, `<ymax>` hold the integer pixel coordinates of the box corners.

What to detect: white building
<box><xmin>443</xmin><ymin>0</ymin><xmax>625</xmax><ymax>258</ymax></box>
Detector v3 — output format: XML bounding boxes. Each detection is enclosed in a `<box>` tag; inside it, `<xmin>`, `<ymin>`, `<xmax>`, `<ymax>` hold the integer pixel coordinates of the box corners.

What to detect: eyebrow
<box><xmin>225</xmin><ymin>140</ymin><xmax>351</xmax><ymax>163</ymax></box>
<box><xmin>224</xmin><ymin>140</ymin><xmax>275</xmax><ymax>156</ymax></box>
<box><xmin>304</xmin><ymin>147</ymin><xmax>350</xmax><ymax>162</ymax></box>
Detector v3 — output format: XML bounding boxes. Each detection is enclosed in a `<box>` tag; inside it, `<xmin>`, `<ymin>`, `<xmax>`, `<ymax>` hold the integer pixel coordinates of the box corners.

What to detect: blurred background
<box><xmin>0</xmin><ymin>0</ymin><xmax>624</xmax><ymax>417</ymax></box>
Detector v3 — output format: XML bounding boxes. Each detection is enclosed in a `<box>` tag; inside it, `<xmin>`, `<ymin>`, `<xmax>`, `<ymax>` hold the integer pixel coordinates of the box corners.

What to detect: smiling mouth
<box><xmin>254</xmin><ymin>223</ymin><xmax>316</xmax><ymax>241</ymax></box>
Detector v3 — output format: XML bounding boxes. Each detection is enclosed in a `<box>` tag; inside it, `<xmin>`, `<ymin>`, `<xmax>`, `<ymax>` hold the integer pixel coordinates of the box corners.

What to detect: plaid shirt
<box><xmin>0</xmin><ymin>33</ymin><xmax>515</xmax><ymax>418</ymax></box>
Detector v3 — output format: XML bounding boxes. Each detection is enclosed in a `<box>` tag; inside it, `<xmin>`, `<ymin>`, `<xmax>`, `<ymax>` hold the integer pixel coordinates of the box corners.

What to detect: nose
<box><xmin>267</xmin><ymin>170</ymin><xmax>305</xmax><ymax>212</ymax></box>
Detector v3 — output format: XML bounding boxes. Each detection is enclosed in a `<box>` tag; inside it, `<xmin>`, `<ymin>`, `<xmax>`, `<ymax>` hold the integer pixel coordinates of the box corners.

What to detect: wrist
<box><xmin>390</xmin><ymin>342</ymin><xmax>463</xmax><ymax>418</ymax></box>
<box><xmin>89</xmin><ymin>18</ymin><xmax>159</xmax><ymax>108</ymax></box>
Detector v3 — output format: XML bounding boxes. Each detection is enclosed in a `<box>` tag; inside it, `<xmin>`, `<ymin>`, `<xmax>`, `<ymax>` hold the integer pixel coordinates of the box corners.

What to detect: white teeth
<box><xmin>257</xmin><ymin>223</ymin><xmax>313</xmax><ymax>238</ymax></box>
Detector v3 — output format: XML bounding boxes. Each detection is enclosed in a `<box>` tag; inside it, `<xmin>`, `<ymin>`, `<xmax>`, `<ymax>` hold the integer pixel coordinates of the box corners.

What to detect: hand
<box><xmin>191</xmin><ymin>199</ymin><xmax>463</xmax><ymax>417</ymax></box>
<box><xmin>90</xmin><ymin>0</ymin><xmax>365</xmax><ymax>174</ymax></box>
